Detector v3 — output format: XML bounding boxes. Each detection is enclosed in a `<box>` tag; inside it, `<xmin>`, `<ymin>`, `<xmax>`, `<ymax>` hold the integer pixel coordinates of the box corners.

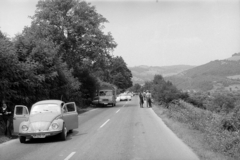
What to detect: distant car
<box><xmin>92</xmin><ymin>96</ymin><xmax>99</xmax><ymax>105</ymax></box>
<box><xmin>13</xmin><ymin>100</ymin><xmax>78</xmax><ymax>143</ymax></box>
<box><xmin>119</xmin><ymin>93</ymin><xmax>131</xmax><ymax>101</ymax></box>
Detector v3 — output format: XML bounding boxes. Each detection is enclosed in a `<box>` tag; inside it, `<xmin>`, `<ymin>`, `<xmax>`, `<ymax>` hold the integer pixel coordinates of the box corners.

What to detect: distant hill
<box><xmin>129</xmin><ymin>65</ymin><xmax>194</xmax><ymax>85</ymax></box>
<box><xmin>165</xmin><ymin>53</ymin><xmax>240</xmax><ymax>92</ymax></box>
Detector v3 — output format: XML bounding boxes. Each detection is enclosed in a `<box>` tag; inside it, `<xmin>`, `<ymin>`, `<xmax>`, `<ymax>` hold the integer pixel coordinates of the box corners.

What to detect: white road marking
<box><xmin>123</xmin><ymin>102</ymin><xmax>127</xmax><ymax>107</ymax></box>
<box><xmin>64</xmin><ymin>152</ymin><xmax>76</xmax><ymax>160</ymax></box>
<box><xmin>100</xmin><ymin>119</ymin><xmax>110</xmax><ymax>128</ymax></box>
<box><xmin>116</xmin><ymin>109</ymin><xmax>120</xmax><ymax>113</ymax></box>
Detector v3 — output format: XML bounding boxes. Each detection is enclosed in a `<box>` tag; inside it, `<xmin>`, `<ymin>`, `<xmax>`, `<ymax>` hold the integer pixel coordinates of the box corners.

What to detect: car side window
<box><xmin>66</xmin><ymin>103</ymin><xmax>76</xmax><ymax>112</ymax></box>
<box><xmin>15</xmin><ymin>106</ymin><xmax>29</xmax><ymax>115</ymax></box>
<box><xmin>16</xmin><ymin>107</ymin><xmax>23</xmax><ymax>115</ymax></box>
<box><xmin>62</xmin><ymin>106</ymin><xmax>68</xmax><ymax>113</ymax></box>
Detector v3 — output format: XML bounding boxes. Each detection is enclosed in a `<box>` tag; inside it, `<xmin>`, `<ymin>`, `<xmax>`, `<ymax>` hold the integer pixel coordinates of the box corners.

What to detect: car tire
<box><xmin>19</xmin><ymin>136</ymin><xmax>26</xmax><ymax>143</ymax></box>
<box><xmin>68</xmin><ymin>129</ymin><xmax>73</xmax><ymax>134</ymax></box>
<box><xmin>59</xmin><ymin>124</ymin><xmax>67</xmax><ymax>141</ymax></box>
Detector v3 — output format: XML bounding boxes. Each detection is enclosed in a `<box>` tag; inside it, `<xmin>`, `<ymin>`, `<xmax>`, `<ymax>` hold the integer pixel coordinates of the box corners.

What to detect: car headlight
<box><xmin>22</xmin><ymin>125</ymin><xmax>28</xmax><ymax>131</ymax></box>
<box><xmin>50</xmin><ymin>123</ymin><xmax>59</xmax><ymax>130</ymax></box>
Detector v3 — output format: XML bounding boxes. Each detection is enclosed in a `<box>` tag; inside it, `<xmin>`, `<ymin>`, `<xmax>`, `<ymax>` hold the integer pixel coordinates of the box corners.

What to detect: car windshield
<box><xmin>99</xmin><ymin>90</ymin><xmax>112</xmax><ymax>96</ymax></box>
<box><xmin>31</xmin><ymin>104</ymin><xmax>61</xmax><ymax>115</ymax></box>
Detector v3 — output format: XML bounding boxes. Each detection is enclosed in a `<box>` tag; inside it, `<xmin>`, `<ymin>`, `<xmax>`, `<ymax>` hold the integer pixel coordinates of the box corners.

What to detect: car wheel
<box><xmin>68</xmin><ymin>129</ymin><xmax>73</xmax><ymax>134</ymax></box>
<box><xmin>59</xmin><ymin>124</ymin><xmax>67</xmax><ymax>141</ymax></box>
<box><xmin>19</xmin><ymin>136</ymin><xmax>26</xmax><ymax>143</ymax></box>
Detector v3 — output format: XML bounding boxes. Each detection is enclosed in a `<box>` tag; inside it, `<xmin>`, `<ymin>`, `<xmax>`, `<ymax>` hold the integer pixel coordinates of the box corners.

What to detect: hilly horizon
<box><xmin>129</xmin><ymin>65</ymin><xmax>195</xmax><ymax>85</ymax></box>
<box><xmin>165</xmin><ymin>53</ymin><xmax>240</xmax><ymax>92</ymax></box>
<box><xmin>130</xmin><ymin>53</ymin><xmax>240</xmax><ymax>93</ymax></box>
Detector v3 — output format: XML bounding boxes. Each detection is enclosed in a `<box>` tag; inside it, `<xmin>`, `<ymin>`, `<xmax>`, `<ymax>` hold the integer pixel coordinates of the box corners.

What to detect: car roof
<box><xmin>33</xmin><ymin>100</ymin><xmax>64</xmax><ymax>106</ymax></box>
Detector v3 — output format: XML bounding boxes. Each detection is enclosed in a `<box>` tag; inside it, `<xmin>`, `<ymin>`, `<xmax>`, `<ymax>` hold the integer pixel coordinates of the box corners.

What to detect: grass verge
<box><xmin>152</xmin><ymin>102</ymin><xmax>234</xmax><ymax>160</ymax></box>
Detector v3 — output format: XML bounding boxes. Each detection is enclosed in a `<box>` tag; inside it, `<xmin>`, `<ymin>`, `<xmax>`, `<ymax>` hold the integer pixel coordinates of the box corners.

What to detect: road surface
<box><xmin>0</xmin><ymin>96</ymin><xmax>199</xmax><ymax>160</ymax></box>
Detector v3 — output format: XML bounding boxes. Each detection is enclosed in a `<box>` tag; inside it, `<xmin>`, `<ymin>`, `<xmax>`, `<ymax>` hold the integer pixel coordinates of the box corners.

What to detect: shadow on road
<box><xmin>24</xmin><ymin>130</ymin><xmax>82</xmax><ymax>144</ymax></box>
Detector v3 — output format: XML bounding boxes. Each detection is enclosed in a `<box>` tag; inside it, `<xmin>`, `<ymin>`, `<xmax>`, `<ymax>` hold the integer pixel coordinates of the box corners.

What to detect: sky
<box><xmin>0</xmin><ymin>0</ymin><xmax>240</xmax><ymax>67</ymax></box>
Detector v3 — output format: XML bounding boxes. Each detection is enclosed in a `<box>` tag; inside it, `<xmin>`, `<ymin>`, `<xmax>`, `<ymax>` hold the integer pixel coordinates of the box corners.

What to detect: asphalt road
<box><xmin>0</xmin><ymin>97</ymin><xmax>199</xmax><ymax>160</ymax></box>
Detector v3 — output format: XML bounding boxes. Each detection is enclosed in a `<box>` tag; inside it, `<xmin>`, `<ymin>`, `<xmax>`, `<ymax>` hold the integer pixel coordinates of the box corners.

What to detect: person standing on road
<box><xmin>139</xmin><ymin>92</ymin><xmax>144</xmax><ymax>108</ymax></box>
<box><xmin>146</xmin><ymin>90</ymin><xmax>152</xmax><ymax>108</ymax></box>
<box><xmin>142</xmin><ymin>91</ymin><xmax>146</xmax><ymax>101</ymax></box>
<box><xmin>0</xmin><ymin>100</ymin><xmax>12</xmax><ymax>138</ymax></box>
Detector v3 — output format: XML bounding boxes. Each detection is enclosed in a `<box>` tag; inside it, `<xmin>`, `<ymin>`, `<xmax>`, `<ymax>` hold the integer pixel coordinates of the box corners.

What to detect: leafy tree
<box><xmin>144</xmin><ymin>75</ymin><xmax>184</xmax><ymax>104</ymax></box>
<box><xmin>27</xmin><ymin>0</ymin><xmax>119</xmax><ymax>102</ymax></box>
<box><xmin>129</xmin><ymin>83</ymin><xmax>141</xmax><ymax>93</ymax></box>
<box><xmin>32</xmin><ymin>0</ymin><xmax>117</xmax><ymax>70</ymax></box>
<box><xmin>0</xmin><ymin>31</ymin><xmax>19</xmax><ymax>102</ymax></box>
<box><xmin>108</xmin><ymin>56</ymin><xmax>132</xmax><ymax>90</ymax></box>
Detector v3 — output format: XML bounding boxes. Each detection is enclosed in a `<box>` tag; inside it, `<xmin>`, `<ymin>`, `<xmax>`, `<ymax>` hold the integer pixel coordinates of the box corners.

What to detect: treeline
<box><xmin>142</xmin><ymin>74</ymin><xmax>240</xmax><ymax>159</ymax></box>
<box><xmin>0</xmin><ymin>0</ymin><xmax>132</xmax><ymax>108</ymax></box>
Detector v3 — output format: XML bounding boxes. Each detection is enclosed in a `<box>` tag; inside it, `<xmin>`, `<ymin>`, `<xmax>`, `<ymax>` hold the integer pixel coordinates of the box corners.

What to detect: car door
<box><xmin>62</xmin><ymin>102</ymin><xmax>78</xmax><ymax>130</ymax></box>
<box><xmin>13</xmin><ymin>105</ymin><xmax>29</xmax><ymax>135</ymax></box>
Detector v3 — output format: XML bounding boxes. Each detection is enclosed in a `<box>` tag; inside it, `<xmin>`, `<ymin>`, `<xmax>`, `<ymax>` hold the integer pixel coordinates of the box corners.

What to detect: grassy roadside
<box><xmin>152</xmin><ymin>103</ymin><xmax>233</xmax><ymax>160</ymax></box>
<box><xmin>0</xmin><ymin>135</ymin><xmax>14</xmax><ymax>144</ymax></box>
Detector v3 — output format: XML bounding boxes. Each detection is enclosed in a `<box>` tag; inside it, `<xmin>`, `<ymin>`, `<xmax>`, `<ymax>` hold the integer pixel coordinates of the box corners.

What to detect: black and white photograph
<box><xmin>0</xmin><ymin>0</ymin><xmax>240</xmax><ymax>159</ymax></box>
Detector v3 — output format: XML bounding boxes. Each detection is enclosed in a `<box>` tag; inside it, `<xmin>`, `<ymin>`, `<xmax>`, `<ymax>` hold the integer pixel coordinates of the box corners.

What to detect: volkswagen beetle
<box><xmin>13</xmin><ymin>100</ymin><xmax>78</xmax><ymax>143</ymax></box>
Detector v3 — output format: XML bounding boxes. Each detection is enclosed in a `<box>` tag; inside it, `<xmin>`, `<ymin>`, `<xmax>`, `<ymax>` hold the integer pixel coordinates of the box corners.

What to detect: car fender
<box><xmin>19</xmin><ymin>121</ymin><xmax>30</xmax><ymax>133</ymax></box>
<box><xmin>54</xmin><ymin>119</ymin><xmax>64</xmax><ymax>130</ymax></box>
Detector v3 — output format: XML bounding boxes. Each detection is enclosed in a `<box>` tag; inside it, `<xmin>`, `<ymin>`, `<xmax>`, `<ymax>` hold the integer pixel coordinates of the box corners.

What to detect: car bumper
<box><xmin>19</xmin><ymin>130</ymin><xmax>62</xmax><ymax>138</ymax></box>
<box><xmin>98</xmin><ymin>101</ymin><xmax>114</xmax><ymax>105</ymax></box>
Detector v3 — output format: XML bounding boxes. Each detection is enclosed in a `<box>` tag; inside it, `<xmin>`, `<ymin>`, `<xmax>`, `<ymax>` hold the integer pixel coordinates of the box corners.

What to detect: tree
<box><xmin>32</xmin><ymin>0</ymin><xmax>117</xmax><ymax>70</ymax></box>
<box><xmin>130</xmin><ymin>83</ymin><xmax>141</xmax><ymax>93</ymax></box>
<box><xmin>27</xmin><ymin>0</ymin><xmax>119</xmax><ymax>103</ymax></box>
<box><xmin>0</xmin><ymin>31</ymin><xmax>19</xmax><ymax>102</ymax></box>
<box><xmin>108</xmin><ymin>56</ymin><xmax>132</xmax><ymax>90</ymax></box>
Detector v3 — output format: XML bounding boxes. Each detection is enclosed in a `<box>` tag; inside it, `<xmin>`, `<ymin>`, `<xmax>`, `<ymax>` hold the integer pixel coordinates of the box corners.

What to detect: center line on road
<box><xmin>64</xmin><ymin>152</ymin><xmax>76</xmax><ymax>160</ymax></box>
<box><xmin>100</xmin><ymin>119</ymin><xmax>110</xmax><ymax>128</ymax></box>
<box><xmin>116</xmin><ymin>109</ymin><xmax>120</xmax><ymax>113</ymax></box>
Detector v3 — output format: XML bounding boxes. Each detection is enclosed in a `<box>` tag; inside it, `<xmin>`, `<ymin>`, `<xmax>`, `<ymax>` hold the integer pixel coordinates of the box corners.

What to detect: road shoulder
<box><xmin>152</xmin><ymin>103</ymin><xmax>230</xmax><ymax>160</ymax></box>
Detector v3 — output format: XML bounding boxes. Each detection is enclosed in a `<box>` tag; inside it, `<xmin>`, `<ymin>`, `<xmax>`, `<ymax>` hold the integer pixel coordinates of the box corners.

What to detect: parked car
<box><xmin>13</xmin><ymin>100</ymin><xmax>78</xmax><ymax>143</ymax></box>
<box><xmin>119</xmin><ymin>93</ymin><xmax>131</xmax><ymax>101</ymax></box>
<box><xmin>92</xmin><ymin>96</ymin><xmax>99</xmax><ymax>105</ymax></box>
<box><xmin>97</xmin><ymin>86</ymin><xmax>117</xmax><ymax>107</ymax></box>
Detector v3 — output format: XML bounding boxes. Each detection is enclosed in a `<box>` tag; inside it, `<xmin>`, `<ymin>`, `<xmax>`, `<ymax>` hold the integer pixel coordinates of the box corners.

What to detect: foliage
<box><xmin>0</xmin><ymin>0</ymin><xmax>133</xmax><ymax>105</ymax></box>
<box><xmin>163</xmin><ymin>100</ymin><xmax>240</xmax><ymax>159</ymax></box>
<box><xmin>108</xmin><ymin>56</ymin><xmax>132</xmax><ymax>90</ymax></box>
<box><xmin>0</xmin><ymin>0</ymin><xmax>133</xmax><ymax>135</ymax></box>
<box><xmin>143</xmin><ymin>75</ymin><xmax>185</xmax><ymax>105</ymax></box>
<box><xmin>0</xmin><ymin>32</ymin><xmax>20</xmax><ymax>102</ymax></box>
<box><xmin>129</xmin><ymin>83</ymin><xmax>141</xmax><ymax>93</ymax></box>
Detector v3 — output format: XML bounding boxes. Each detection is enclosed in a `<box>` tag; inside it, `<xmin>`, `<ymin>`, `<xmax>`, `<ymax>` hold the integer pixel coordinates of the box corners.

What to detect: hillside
<box><xmin>129</xmin><ymin>65</ymin><xmax>194</xmax><ymax>85</ymax></box>
<box><xmin>166</xmin><ymin>53</ymin><xmax>240</xmax><ymax>92</ymax></box>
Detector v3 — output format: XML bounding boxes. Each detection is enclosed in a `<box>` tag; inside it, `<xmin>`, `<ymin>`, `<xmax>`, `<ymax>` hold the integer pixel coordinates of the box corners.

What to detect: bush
<box><xmin>164</xmin><ymin>100</ymin><xmax>240</xmax><ymax>159</ymax></box>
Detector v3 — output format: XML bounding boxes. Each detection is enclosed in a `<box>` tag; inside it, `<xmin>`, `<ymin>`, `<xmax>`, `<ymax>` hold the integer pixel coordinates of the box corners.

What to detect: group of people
<box><xmin>0</xmin><ymin>100</ymin><xmax>13</xmax><ymax>138</ymax></box>
<box><xmin>139</xmin><ymin>90</ymin><xmax>152</xmax><ymax>108</ymax></box>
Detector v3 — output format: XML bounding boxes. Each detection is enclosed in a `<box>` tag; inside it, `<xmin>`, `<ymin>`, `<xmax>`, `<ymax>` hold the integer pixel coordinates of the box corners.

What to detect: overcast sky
<box><xmin>0</xmin><ymin>0</ymin><xmax>239</xmax><ymax>67</ymax></box>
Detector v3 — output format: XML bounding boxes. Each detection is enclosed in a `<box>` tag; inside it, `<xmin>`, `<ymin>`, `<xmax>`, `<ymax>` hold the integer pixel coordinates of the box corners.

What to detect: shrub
<box><xmin>164</xmin><ymin>100</ymin><xmax>240</xmax><ymax>159</ymax></box>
